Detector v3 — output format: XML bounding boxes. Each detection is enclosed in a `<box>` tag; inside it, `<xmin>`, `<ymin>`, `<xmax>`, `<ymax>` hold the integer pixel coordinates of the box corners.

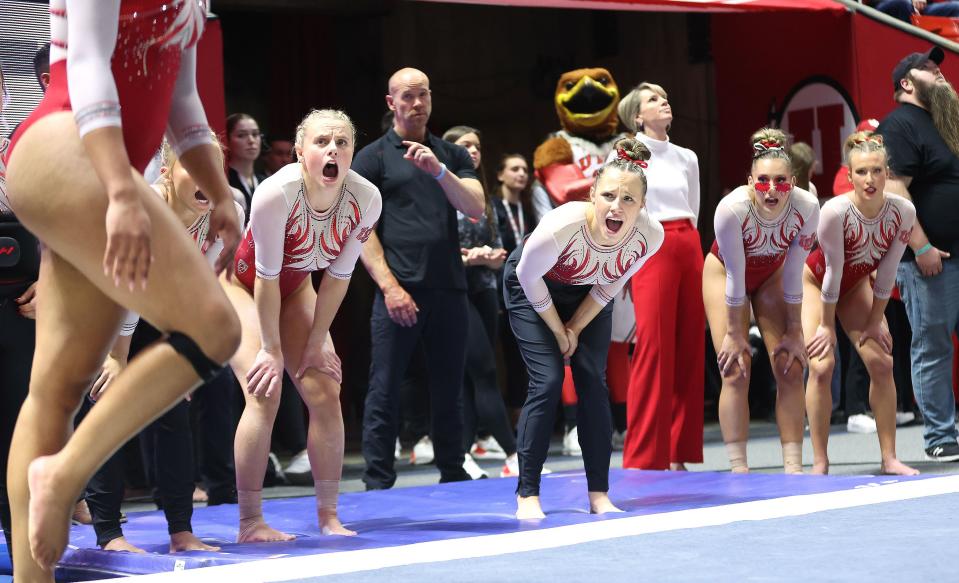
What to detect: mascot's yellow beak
<box><xmin>555</xmin><ymin>75</ymin><xmax>619</xmax><ymax>129</ymax></box>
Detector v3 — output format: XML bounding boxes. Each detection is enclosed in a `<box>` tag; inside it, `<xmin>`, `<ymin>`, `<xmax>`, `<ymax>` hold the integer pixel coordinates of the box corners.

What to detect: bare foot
<box><xmin>784</xmin><ymin>467</ymin><xmax>805</xmax><ymax>475</ymax></box>
<box><xmin>669</xmin><ymin>463</ymin><xmax>687</xmax><ymax>471</ymax></box>
<box><xmin>881</xmin><ymin>458</ymin><xmax>920</xmax><ymax>476</ymax></box>
<box><xmin>810</xmin><ymin>460</ymin><xmax>829</xmax><ymax>475</ymax></box>
<box><xmin>319</xmin><ymin>511</ymin><xmax>357</xmax><ymax>536</ymax></box>
<box><xmin>103</xmin><ymin>536</ymin><xmax>147</xmax><ymax>554</ymax></box>
<box><xmin>28</xmin><ymin>455</ymin><xmax>74</xmax><ymax>571</ymax></box>
<box><xmin>730</xmin><ymin>466</ymin><xmax>749</xmax><ymax>474</ymax></box>
<box><xmin>72</xmin><ymin>499</ymin><xmax>92</xmax><ymax>525</ymax></box>
<box><xmin>170</xmin><ymin>531</ymin><xmax>221</xmax><ymax>553</ymax></box>
<box><xmin>237</xmin><ymin>519</ymin><xmax>296</xmax><ymax>543</ymax></box>
<box><xmin>588</xmin><ymin>492</ymin><xmax>624</xmax><ymax>514</ymax></box>
<box><xmin>192</xmin><ymin>486</ymin><xmax>209</xmax><ymax>504</ymax></box>
<box><xmin>515</xmin><ymin>495</ymin><xmax>546</xmax><ymax>519</ymax></box>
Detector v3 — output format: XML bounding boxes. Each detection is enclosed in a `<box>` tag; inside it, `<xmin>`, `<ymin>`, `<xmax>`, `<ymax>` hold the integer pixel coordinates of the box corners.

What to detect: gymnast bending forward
<box><xmin>504</xmin><ymin>137</ymin><xmax>664</xmax><ymax>519</ymax></box>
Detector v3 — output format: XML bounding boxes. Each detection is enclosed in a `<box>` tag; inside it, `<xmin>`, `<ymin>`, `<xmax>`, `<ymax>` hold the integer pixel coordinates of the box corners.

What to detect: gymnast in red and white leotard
<box><xmin>2</xmin><ymin>1</ymin><xmax>241</xmax><ymax>575</ymax></box>
<box><xmin>703</xmin><ymin>128</ymin><xmax>819</xmax><ymax>474</ymax></box>
<box><xmin>802</xmin><ymin>131</ymin><xmax>918</xmax><ymax>476</ymax></box>
<box><xmin>224</xmin><ymin>109</ymin><xmax>380</xmax><ymax>543</ymax></box>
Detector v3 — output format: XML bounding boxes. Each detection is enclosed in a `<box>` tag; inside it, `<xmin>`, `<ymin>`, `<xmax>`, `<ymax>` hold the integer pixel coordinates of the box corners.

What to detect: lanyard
<box><xmin>502</xmin><ymin>199</ymin><xmax>524</xmax><ymax>243</ymax></box>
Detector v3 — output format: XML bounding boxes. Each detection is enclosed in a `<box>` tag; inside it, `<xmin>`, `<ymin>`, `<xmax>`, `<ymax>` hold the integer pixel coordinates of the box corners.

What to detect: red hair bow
<box><xmin>617</xmin><ymin>148</ymin><xmax>648</xmax><ymax>168</ymax></box>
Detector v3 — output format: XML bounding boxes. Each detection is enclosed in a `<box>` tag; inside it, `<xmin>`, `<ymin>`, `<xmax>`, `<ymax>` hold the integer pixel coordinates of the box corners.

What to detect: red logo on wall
<box><xmin>779</xmin><ymin>79</ymin><xmax>858</xmax><ymax>196</ymax></box>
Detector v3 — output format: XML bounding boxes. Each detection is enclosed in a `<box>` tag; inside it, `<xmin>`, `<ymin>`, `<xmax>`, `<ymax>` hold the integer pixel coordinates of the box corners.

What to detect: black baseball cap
<box><xmin>892</xmin><ymin>46</ymin><xmax>945</xmax><ymax>92</ymax></box>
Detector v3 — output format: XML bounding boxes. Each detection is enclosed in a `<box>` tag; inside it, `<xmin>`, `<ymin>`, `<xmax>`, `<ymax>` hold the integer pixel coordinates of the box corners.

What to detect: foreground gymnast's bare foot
<box><xmin>237</xmin><ymin>518</ymin><xmax>296</xmax><ymax>543</ymax></box>
<box><xmin>880</xmin><ymin>457</ymin><xmax>919</xmax><ymax>476</ymax></box>
<box><xmin>28</xmin><ymin>455</ymin><xmax>74</xmax><ymax>570</ymax></box>
<box><xmin>588</xmin><ymin>492</ymin><xmax>624</xmax><ymax>514</ymax></box>
<box><xmin>319</xmin><ymin>510</ymin><xmax>357</xmax><ymax>536</ymax></box>
<box><xmin>516</xmin><ymin>495</ymin><xmax>546</xmax><ymax>519</ymax></box>
<box><xmin>103</xmin><ymin>536</ymin><xmax>147</xmax><ymax>554</ymax></box>
<box><xmin>810</xmin><ymin>460</ymin><xmax>829</xmax><ymax>475</ymax></box>
<box><xmin>170</xmin><ymin>531</ymin><xmax>221</xmax><ymax>552</ymax></box>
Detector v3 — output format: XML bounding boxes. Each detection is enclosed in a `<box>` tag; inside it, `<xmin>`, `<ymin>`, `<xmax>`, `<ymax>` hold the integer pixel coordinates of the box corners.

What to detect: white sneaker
<box><xmin>410</xmin><ymin>436</ymin><xmax>435</xmax><ymax>465</ymax></box>
<box><xmin>463</xmin><ymin>454</ymin><xmax>488</xmax><ymax>479</ymax></box>
<box><xmin>847</xmin><ymin>414</ymin><xmax>877</xmax><ymax>434</ymax></box>
<box><xmin>471</xmin><ymin>436</ymin><xmax>507</xmax><ymax>460</ymax></box>
<box><xmin>896</xmin><ymin>411</ymin><xmax>916</xmax><ymax>426</ymax></box>
<box><xmin>563</xmin><ymin>426</ymin><xmax>582</xmax><ymax>456</ymax></box>
<box><xmin>284</xmin><ymin>450</ymin><xmax>311</xmax><ymax>475</ymax></box>
<box><xmin>611</xmin><ymin>430</ymin><xmax>627</xmax><ymax>451</ymax></box>
<box><xmin>394</xmin><ymin>438</ymin><xmax>402</xmax><ymax>460</ymax></box>
<box><xmin>500</xmin><ymin>454</ymin><xmax>551</xmax><ymax>477</ymax></box>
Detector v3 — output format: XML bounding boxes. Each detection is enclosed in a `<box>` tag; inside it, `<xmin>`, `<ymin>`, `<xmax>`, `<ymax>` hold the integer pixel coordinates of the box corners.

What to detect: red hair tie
<box><xmin>617</xmin><ymin>148</ymin><xmax>648</xmax><ymax>168</ymax></box>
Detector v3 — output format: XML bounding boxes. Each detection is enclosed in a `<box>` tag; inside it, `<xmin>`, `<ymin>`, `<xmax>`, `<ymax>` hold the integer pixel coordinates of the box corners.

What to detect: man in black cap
<box><xmin>878</xmin><ymin>46</ymin><xmax>959</xmax><ymax>462</ymax></box>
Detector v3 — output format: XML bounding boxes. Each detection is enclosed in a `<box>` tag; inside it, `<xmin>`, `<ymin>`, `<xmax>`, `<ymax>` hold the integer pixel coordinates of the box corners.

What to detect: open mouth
<box><xmin>322</xmin><ymin>161</ymin><xmax>339</xmax><ymax>179</ymax></box>
<box><xmin>763</xmin><ymin>197</ymin><xmax>779</xmax><ymax>208</ymax></box>
<box><xmin>562</xmin><ymin>83</ymin><xmax>614</xmax><ymax>115</ymax></box>
<box><xmin>194</xmin><ymin>190</ymin><xmax>209</xmax><ymax>203</ymax></box>
<box><xmin>864</xmin><ymin>186</ymin><xmax>877</xmax><ymax>194</ymax></box>
<box><xmin>605</xmin><ymin>218</ymin><xmax>623</xmax><ymax>234</ymax></box>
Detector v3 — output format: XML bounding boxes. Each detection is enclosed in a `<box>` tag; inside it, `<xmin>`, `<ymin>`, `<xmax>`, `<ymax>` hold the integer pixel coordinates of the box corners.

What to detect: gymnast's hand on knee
<box><xmin>90</xmin><ymin>352</ymin><xmax>128</xmax><ymax>401</ymax></box>
<box><xmin>717</xmin><ymin>332</ymin><xmax>749</xmax><ymax>379</ymax></box>
<box><xmin>247</xmin><ymin>348</ymin><xmax>284</xmax><ymax>398</ymax></box>
<box><xmin>296</xmin><ymin>335</ymin><xmax>342</xmax><ymax>384</ymax></box>
<box><xmin>209</xmin><ymin>202</ymin><xmax>242</xmax><ymax>278</ymax></box>
<box><xmin>806</xmin><ymin>324</ymin><xmax>836</xmax><ymax>361</ymax></box>
<box><xmin>15</xmin><ymin>282</ymin><xmax>38</xmax><ymax>320</ymax></box>
<box><xmin>773</xmin><ymin>329</ymin><xmax>807</xmax><ymax>375</ymax></box>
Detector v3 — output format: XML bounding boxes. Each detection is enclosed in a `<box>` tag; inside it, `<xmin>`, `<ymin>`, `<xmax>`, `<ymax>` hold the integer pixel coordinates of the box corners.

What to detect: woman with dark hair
<box><xmin>442</xmin><ymin>126</ymin><xmax>520</xmax><ymax>478</ymax></box>
<box><xmin>505</xmin><ymin>137</ymin><xmax>663</xmax><ymax>518</ymax></box>
<box><xmin>3</xmin><ymin>1</ymin><xmax>242</xmax><ymax>576</ymax></box>
<box><xmin>226</xmin><ymin>112</ymin><xmax>266</xmax><ymax>219</ymax></box>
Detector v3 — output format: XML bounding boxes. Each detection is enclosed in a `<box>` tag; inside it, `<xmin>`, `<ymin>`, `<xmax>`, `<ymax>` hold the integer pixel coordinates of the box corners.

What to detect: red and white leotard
<box><xmin>0</xmin><ymin>137</ymin><xmax>10</xmax><ymax>215</ymax></box>
<box><xmin>234</xmin><ymin>163</ymin><xmax>382</xmax><ymax>297</ymax></box>
<box><xmin>516</xmin><ymin>201</ymin><xmax>665</xmax><ymax>312</ymax></box>
<box><xmin>711</xmin><ymin>186</ymin><xmax>819</xmax><ymax>306</ymax></box>
<box><xmin>806</xmin><ymin>194</ymin><xmax>915</xmax><ymax>303</ymax></box>
<box><xmin>4</xmin><ymin>0</ymin><xmax>211</xmax><ymax>173</ymax></box>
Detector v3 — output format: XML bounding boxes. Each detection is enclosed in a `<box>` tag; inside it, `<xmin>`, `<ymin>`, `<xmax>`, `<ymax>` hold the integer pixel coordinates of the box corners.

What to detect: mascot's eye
<box><xmin>598</xmin><ymin>77</ymin><xmax>609</xmax><ymax>86</ymax></box>
<box><xmin>565</xmin><ymin>81</ymin><xmax>575</xmax><ymax>91</ymax></box>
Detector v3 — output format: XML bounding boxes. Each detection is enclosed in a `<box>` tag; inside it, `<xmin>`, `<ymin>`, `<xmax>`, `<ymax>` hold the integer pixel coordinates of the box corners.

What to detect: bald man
<box><xmin>354</xmin><ymin>68</ymin><xmax>485</xmax><ymax>489</ymax></box>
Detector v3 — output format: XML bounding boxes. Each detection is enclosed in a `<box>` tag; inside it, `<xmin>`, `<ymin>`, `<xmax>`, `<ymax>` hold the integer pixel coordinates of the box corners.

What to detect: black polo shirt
<box><xmin>352</xmin><ymin>128</ymin><xmax>477</xmax><ymax>290</ymax></box>
<box><xmin>878</xmin><ymin>103</ymin><xmax>959</xmax><ymax>261</ymax></box>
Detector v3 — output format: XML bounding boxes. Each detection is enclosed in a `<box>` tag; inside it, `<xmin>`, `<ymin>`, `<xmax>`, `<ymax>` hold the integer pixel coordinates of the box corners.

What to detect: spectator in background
<box><xmin>879</xmin><ymin>47</ymin><xmax>959</xmax><ymax>462</ymax></box>
<box><xmin>869</xmin><ymin>0</ymin><xmax>959</xmax><ymax>22</ymax></box>
<box><xmin>443</xmin><ymin>125</ymin><xmax>519</xmax><ymax>479</ymax></box>
<box><xmin>493</xmin><ymin>153</ymin><xmax>539</xmax><ymax>418</ymax></box>
<box><xmin>616</xmin><ymin>82</ymin><xmax>704</xmax><ymax>471</ymax></box>
<box><xmin>226</xmin><ymin>112</ymin><xmax>266</xmax><ymax>218</ymax></box>
<box><xmin>262</xmin><ymin>137</ymin><xmax>294</xmax><ymax>176</ymax></box>
<box><xmin>788</xmin><ymin>142</ymin><xmax>819</xmax><ymax>198</ymax></box>
<box><xmin>354</xmin><ymin>67</ymin><xmax>485</xmax><ymax>490</ymax></box>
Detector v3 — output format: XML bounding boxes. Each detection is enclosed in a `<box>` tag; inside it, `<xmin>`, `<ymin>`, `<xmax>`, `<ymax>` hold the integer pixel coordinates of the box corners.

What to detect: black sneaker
<box><xmin>924</xmin><ymin>442</ymin><xmax>959</xmax><ymax>462</ymax></box>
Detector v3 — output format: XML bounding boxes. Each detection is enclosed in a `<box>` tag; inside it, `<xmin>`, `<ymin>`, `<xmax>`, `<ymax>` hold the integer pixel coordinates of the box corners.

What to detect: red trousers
<box><xmin>623</xmin><ymin>220</ymin><xmax>705</xmax><ymax>469</ymax></box>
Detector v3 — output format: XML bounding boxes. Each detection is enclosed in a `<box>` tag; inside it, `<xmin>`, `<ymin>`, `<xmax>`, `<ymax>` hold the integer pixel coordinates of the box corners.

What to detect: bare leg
<box><xmin>6</xmin><ymin>113</ymin><xmax>241</xmax><ymax>574</ymax></box>
<box><xmin>753</xmin><ymin>272</ymin><xmax>807</xmax><ymax>474</ymax></box>
<box><xmin>279</xmin><ymin>282</ymin><xmax>354</xmax><ymax>536</ymax></box>
<box><xmin>801</xmin><ymin>270</ymin><xmax>833</xmax><ymax>475</ymax></box>
<box><xmin>837</xmin><ymin>281</ymin><xmax>918</xmax><ymax>476</ymax></box>
<box><xmin>224</xmin><ymin>280</ymin><xmax>294</xmax><ymax>543</ymax></box>
<box><xmin>703</xmin><ymin>255</ymin><xmax>752</xmax><ymax>472</ymax></box>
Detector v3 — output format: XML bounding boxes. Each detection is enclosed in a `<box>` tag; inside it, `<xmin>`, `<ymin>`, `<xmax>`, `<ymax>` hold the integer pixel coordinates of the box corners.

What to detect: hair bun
<box><xmin>613</xmin><ymin>137</ymin><xmax>652</xmax><ymax>163</ymax></box>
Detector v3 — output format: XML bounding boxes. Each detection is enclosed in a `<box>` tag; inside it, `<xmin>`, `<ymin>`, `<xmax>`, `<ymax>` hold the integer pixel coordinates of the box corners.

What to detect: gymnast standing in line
<box><xmin>703</xmin><ymin>129</ymin><xmax>819</xmax><ymax>474</ymax></box>
<box><xmin>803</xmin><ymin>132</ymin><xmax>919</xmax><ymax>476</ymax></box>
<box><xmin>504</xmin><ymin>137</ymin><xmax>664</xmax><ymax>519</ymax></box>
<box><xmin>227</xmin><ymin>109</ymin><xmax>380</xmax><ymax>542</ymax></box>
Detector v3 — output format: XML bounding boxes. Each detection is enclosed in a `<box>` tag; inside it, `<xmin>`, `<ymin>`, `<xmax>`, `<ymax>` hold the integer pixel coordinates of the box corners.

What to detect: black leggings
<box><xmin>0</xmin><ymin>291</ymin><xmax>36</xmax><ymax>558</ymax></box>
<box><xmin>462</xmin><ymin>288</ymin><xmax>517</xmax><ymax>455</ymax></box>
<box><xmin>82</xmin><ymin>322</ymin><xmax>195</xmax><ymax>546</ymax></box>
<box><xmin>504</xmin><ymin>253</ymin><xmax>613</xmax><ymax>497</ymax></box>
